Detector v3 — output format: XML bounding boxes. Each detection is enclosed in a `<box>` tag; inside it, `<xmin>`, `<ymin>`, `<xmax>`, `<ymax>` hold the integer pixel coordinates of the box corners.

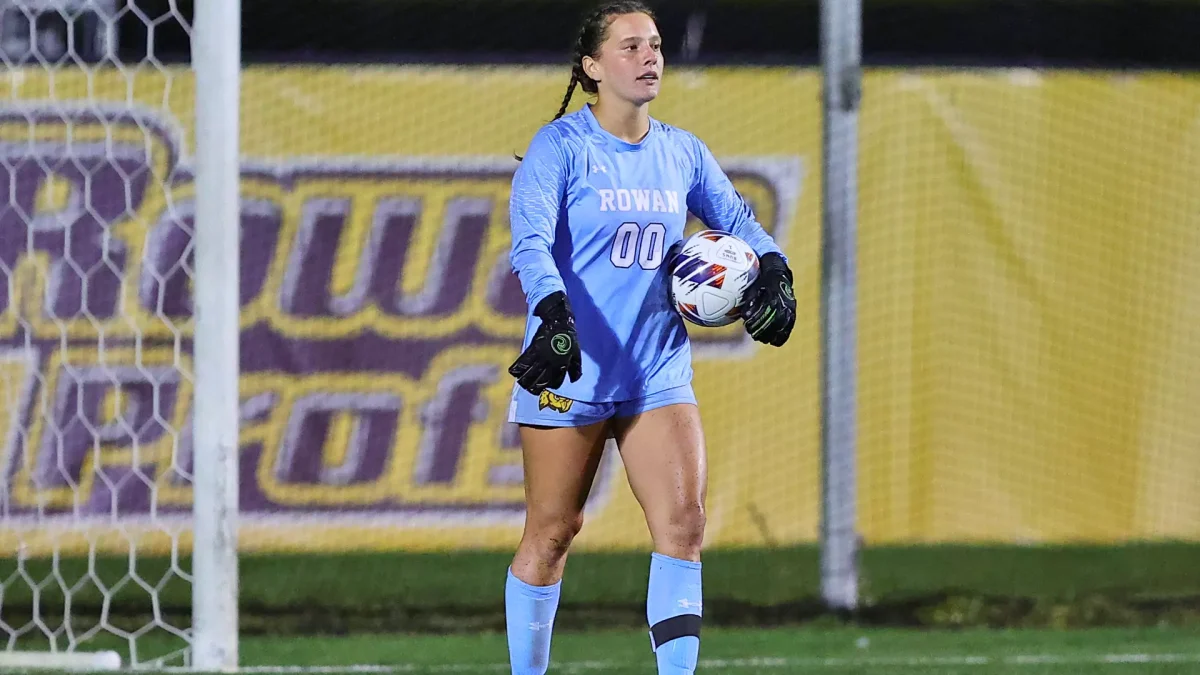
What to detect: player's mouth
<box><xmin>637</xmin><ymin>72</ymin><xmax>659</xmax><ymax>83</ymax></box>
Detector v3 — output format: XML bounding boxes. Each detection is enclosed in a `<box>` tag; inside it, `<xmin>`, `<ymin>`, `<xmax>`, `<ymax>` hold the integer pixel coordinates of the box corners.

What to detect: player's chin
<box><xmin>628</xmin><ymin>86</ymin><xmax>661</xmax><ymax>106</ymax></box>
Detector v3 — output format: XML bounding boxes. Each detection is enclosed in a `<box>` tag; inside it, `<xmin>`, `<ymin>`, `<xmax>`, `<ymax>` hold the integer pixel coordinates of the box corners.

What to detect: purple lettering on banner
<box><xmin>26</xmin><ymin>363</ymin><xmax>180</xmax><ymax>515</ymax></box>
<box><xmin>361</xmin><ymin>197</ymin><xmax>420</xmax><ymax>315</ymax></box>
<box><xmin>278</xmin><ymin>194</ymin><xmax>494</xmax><ymax>320</ymax></box>
<box><xmin>280</xmin><ymin>197</ymin><xmax>355</xmax><ymax>317</ymax></box>
<box><xmin>140</xmin><ymin>197</ymin><xmax>282</xmax><ymax>317</ymax></box>
<box><xmin>0</xmin><ymin>141</ymin><xmax>144</xmax><ymax>321</ymax></box>
<box><xmin>166</xmin><ymin>391</ymin><xmax>281</xmax><ymax>490</ymax></box>
<box><xmin>412</xmin><ymin>363</ymin><xmax>499</xmax><ymax>486</ymax></box>
<box><xmin>276</xmin><ymin>392</ymin><xmax>399</xmax><ymax>487</ymax></box>
<box><xmin>0</xmin><ymin>107</ymin><xmax>788</xmax><ymax>522</ymax></box>
<box><xmin>364</xmin><ymin>196</ymin><xmax>494</xmax><ymax>319</ymax></box>
<box><xmin>383</xmin><ymin>197</ymin><xmax>492</xmax><ymax>318</ymax></box>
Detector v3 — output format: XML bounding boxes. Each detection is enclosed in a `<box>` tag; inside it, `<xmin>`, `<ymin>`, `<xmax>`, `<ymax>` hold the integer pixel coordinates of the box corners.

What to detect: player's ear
<box><xmin>582</xmin><ymin>55</ymin><xmax>602</xmax><ymax>84</ymax></box>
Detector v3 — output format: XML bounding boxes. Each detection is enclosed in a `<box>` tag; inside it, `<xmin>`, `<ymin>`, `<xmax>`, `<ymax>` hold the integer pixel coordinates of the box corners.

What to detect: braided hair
<box><xmin>516</xmin><ymin>1</ymin><xmax>656</xmax><ymax>160</ymax></box>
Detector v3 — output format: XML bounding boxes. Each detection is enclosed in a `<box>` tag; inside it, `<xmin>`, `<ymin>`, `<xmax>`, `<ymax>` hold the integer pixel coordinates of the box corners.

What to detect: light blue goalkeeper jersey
<box><xmin>509</xmin><ymin>103</ymin><xmax>783</xmax><ymax>402</ymax></box>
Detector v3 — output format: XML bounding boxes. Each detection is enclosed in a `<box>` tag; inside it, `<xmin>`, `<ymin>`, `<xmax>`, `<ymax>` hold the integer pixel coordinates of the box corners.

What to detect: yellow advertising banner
<box><xmin>856</xmin><ymin>71</ymin><xmax>1200</xmax><ymax>544</ymax></box>
<box><xmin>0</xmin><ymin>67</ymin><xmax>1197</xmax><ymax>555</ymax></box>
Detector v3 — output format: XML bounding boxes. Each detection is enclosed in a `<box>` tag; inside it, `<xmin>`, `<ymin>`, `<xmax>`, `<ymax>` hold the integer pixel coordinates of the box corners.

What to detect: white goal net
<box><xmin>0</xmin><ymin>0</ymin><xmax>219</xmax><ymax>667</ymax></box>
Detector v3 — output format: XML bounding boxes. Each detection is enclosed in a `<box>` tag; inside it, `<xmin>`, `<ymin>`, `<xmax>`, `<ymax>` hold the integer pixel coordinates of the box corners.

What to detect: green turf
<box><xmin>246</xmin><ymin>624</ymin><xmax>1200</xmax><ymax>667</ymax></box>
<box><xmin>231</xmin><ymin>542</ymin><xmax>1200</xmax><ymax>613</ymax></box>
<box><xmin>4</xmin><ymin>546</ymin><xmax>1200</xmax><ymax>671</ymax></box>
<box><xmin>112</xmin><ymin>627</ymin><xmax>1200</xmax><ymax>674</ymax></box>
<box><xmin>4</xmin><ymin>543</ymin><xmax>1200</xmax><ymax>640</ymax></box>
<box><xmin>241</xmin><ymin>626</ymin><xmax>1200</xmax><ymax>668</ymax></box>
<box><xmin>10</xmin><ymin>627</ymin><xmax>1200</xmax><ymax>674</ymax></box>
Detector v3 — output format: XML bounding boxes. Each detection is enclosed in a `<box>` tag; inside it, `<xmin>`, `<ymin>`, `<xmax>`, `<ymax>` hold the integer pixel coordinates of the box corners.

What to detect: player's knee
<box><xmin>657</xmin><ymin>501</ymin><xmax>706</xmax><ymax>554</ymax></box>
<box><xmin>526</xmin><ymin>511</ymin><xmax>585</xmax><ymax>560</ymax></box>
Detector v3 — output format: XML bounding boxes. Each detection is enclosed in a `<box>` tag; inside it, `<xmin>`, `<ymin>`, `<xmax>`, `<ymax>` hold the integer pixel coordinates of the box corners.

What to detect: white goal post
<box><xmin>191</xmin><ymin>0</ymin><xmax>242</xmax><ymax>669</ymax></box>
<box><xmin>0</xmin><ymin>0</ymin><xmax>241</xmax><ymax>669</ymax></box>
<box><xmin>818</xmin><ymin>0</ymin><xmax>862</xmax><ymax>612</ymax></box>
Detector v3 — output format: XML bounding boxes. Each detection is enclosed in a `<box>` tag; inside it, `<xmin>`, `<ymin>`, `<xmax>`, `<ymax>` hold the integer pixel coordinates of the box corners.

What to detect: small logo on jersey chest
<box><xmin>591</xmin><ymin>163</ymin><xmax>607</xmax><ymax>174</ymax></box>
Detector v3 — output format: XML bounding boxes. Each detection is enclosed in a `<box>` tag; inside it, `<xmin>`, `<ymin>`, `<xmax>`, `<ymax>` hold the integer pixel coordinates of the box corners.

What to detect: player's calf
<box><xmin>611</xmin><ymin>403</ymin><xmax>708</xmax><ymax>675</ymax></box>
<box><xmin>506</xmin><ymin>420</ymin><xmax>608</xmax><ymax>675</ymax></box>
<box><xmin>647</xmin><ymin>552</ymin><xmax>703</xmax><ymax>675</ymax></box>
<box><xmin>645</xmin><ymin>504</ymin><xmax>704</xmax><ymax>675</ymax></box>
<box><xmin>505</xmin><ymin>567</ymin><xmax>561</xmax><ymax>675</ymax></box>
<box><xmin>506</xmin><ymin>510</ymin><xmax>582</xmax><ymax>675</ymax></box>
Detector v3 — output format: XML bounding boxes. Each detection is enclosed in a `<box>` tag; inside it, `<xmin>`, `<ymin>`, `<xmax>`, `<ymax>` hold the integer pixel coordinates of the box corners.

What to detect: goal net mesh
<box><xmin>0</xmin><ymin>0</ymin><xmax>195</xmax><ymax>666</ymax></box>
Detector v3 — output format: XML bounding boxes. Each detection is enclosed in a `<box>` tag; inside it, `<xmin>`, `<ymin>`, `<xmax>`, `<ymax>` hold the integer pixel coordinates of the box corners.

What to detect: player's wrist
<box><xmin>759</xmin><ymin>251</ymin><xmax>793</xmax><ymax>285</ymax></box>
<box><xmin>533</xmin><ymin>291</ymin><xmax>574</xmax><ymax>323</ymax></box>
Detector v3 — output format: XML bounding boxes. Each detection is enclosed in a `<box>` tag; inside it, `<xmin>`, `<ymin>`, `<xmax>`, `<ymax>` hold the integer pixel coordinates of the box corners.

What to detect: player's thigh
<box><xmin>518</xmin><ymin>421</ymin><xmax>612</xmax><ymax>529</ymax></box>
<box><xmin>610</xmin><ymin>398</ymin><xmax>708</xmax><ymax>541</ymax></box>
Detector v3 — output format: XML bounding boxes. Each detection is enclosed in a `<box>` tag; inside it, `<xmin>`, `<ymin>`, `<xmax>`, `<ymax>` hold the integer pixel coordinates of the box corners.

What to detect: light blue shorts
<box><xmin>507</xmin><ymin>383</ymin><xmax>698</xmax><ymax>428</ymax></box>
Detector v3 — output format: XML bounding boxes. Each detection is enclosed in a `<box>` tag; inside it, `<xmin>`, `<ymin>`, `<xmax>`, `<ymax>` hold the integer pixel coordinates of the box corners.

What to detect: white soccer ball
<box><xmin>668</xmin><ymin>230</ymin><xmax>760</xmax><ymax>327</ymax></box>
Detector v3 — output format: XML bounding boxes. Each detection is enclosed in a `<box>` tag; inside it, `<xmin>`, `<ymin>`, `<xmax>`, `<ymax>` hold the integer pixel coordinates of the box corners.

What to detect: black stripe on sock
<box><xmin>649</xmin><ymin>613</ymin><xmax>702</xmax><ymax>651</ymax></box>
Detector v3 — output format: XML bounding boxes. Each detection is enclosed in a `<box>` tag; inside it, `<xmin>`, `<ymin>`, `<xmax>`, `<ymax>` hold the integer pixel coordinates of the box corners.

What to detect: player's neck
<box><xmin>590</xmin><ymin>100</ymin><xmax>651</xmax><ymax>144</ymax></box>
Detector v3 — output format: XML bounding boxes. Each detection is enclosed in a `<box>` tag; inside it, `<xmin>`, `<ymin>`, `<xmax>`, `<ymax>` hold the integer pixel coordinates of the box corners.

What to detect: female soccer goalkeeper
<box><xmin>504</xmin><ymin>2</ymin><xmax>795</xmax><ymax>673</ymax></box>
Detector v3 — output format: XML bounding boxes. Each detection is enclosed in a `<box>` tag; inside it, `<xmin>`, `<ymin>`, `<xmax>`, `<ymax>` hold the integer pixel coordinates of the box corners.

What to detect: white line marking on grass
<box><xmin>220</xmin><ymin>652</ymin><xmax>1200</xmax><ymax>673</ymax></box>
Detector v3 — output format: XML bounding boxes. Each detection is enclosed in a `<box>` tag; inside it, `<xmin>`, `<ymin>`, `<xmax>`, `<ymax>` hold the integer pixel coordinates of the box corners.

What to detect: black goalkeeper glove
<box><xmin>741</xmin><ymin>252</ymin><xmax>797</xmax><ymax>347</ymax></box>
<box><xmin>508</xmin><ymin>291</ymin><xmax>583</xmax><ymax>395</ymax></box>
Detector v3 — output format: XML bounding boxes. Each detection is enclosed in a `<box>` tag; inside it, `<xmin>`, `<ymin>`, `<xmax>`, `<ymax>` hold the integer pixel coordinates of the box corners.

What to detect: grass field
<box><xmin>9</xmin><ymin>627</ymin><xmax>1200</xmax><ymax>674</ymax></box>
<box><xmin>3</xmin><ymin>544</ymin><xmax>1200</xmax><ymax>672</ymax></box>
<box><xmin>229</xmin><ymin>627</ymin><xmax>1200</xmax><ymax>674</ymax></box>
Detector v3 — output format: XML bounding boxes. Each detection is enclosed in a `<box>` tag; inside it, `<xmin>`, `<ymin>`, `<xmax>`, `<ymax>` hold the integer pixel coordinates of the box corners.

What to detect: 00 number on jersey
<box><xmin>609</xmin><ymin>221</ymin><xmax>667</xmax><ymax>270</ymax></box>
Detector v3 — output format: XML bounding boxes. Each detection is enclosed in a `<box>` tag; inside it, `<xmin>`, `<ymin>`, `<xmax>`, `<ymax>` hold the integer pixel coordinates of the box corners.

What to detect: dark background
<box><xmin>118</xmin><ymin>0</ymin><xmax>1200</xmax><ymax>69</ymax></box>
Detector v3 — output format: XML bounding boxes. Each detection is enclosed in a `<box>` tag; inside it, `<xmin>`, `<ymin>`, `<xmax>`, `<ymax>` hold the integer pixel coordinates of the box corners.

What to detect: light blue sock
<box><xmin>646</xmin><ymin>552</ymin><xmax>702</xmax><ymax>675</ymax></box>
<box><xmin>505</xmin><ymin>567</ymin><xmax>561</xmax><ymax>675</ymax></box>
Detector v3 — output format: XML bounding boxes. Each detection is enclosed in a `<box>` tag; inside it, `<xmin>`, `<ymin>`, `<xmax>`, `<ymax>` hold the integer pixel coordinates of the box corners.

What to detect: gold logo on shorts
<box><xmin>538</xmin><ymin>391</ymin><xmax>573</xmax><ymax>413</ymax></box>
